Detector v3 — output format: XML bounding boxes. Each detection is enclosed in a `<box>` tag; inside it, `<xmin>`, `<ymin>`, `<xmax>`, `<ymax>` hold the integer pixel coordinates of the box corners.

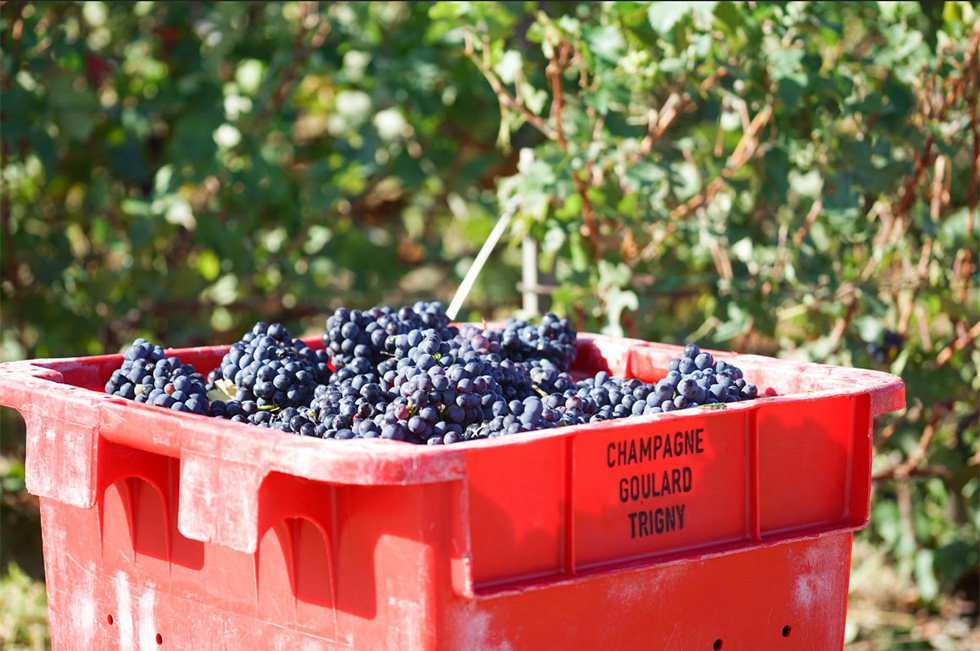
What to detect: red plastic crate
<box><xmin>0</xmin><ymin>334</ymin><xmax>904</xmax><ymax>650</ymax></box>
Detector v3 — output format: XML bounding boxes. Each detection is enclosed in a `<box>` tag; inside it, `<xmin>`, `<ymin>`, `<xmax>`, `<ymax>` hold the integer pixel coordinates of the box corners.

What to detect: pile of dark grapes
<box><xmin>202</xmin><ymin>321</ymin><xmax>332</xmax><ymax>426</ymax></box>
<box><xmin>104</xmin><ymin>304</ymin><xmax>763</xmax><ymax>444</ymax></box>
<box><xmin>322</xmin><ymin>302</ymin><xmax>456</xmax><ymax>368</ymax></box>
<box><xmin>498</xmin><ymin>313</ymin><xmax>577</xmax><ymax>371</ymax></box>
<box><xmin>105</xmin><ymin>338</ymin><xmax>211</xmax><ymax>415</ymax></box>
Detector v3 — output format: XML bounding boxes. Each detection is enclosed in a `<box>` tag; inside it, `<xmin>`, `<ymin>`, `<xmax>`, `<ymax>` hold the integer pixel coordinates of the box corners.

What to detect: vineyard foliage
<box><xmin>0</xmin><ymin>0</ymin><xmax>977</xmax><ymax>636</ymax></box>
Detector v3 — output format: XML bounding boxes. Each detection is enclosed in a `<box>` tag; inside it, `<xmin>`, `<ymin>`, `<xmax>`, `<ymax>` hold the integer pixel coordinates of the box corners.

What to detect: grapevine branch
<box><xmin>793</xmin><ymin>197</ymin><xmax>824</xmax><ymax>247</ymax></box>
<box><xmin>667</xmin><ymin>103</ymin><xmax>773</xmax><ymax>223</ymax></box>
<box><xmin>872</xmin><ymin>466</ymin><xmax>951</xmax><ymax>481</ymax></box>
<box><xmin>895</xmin><ymin>136</ymin><xmax>935</xmax><ymax>222</ymax></box>
<box><xmin>826</xmin><ymin>295</ymin><xmax>859</xmax><ymax>355</ymax></box>
<box><xmin>859</xmin><ymin>26</ymin><xmax>976</xmax><ymax>321</ymax></box>
<box><xmin>767</xmin><ymin>195</ymin><xmax>823</xmax><ymax>294</ymax></box>
<box><xmin>969</xmin><ymin>32</ymin><xmax>979</xmax><ymax>226</ymax></box>
<box><xmin>463</xmin><ymin>31</ymin><xmax>557</xmax><ymax>141</ymax></box>
<box><xmin>936</xmin><ymin>320</ymin><xmax>980</xmax><ymax>366</ymax></box>
<box><xmin>630</xmin><ymin>68</ymin><xmax>728</xmax><ymax>164</ymax></box>
<box><xmin>859</xmin><ymin>202</ymin><xmax>895</xmax><ymax>282</ymax></box>
<box><xmin>894</xmin><ymin>410</ymin><xmax>942</xmax><ymax>480</ymax></box>
<box><xmin>547</xmin><ymin>41</ymin><xmax>570</xmax><ymax>152</ymax></box>
<box><xmin>897</xmin><ymin>481</ymin><xmax>917</xmax><ymax>545</ymax></box>
<box><xmin>876</xmin><ymin>412</ymin><xmax>905</xmax><ymax>443</ymax></box>
<box><xmin>542</xmin><ymin>41</ymin><xmax>602</xmax><ymax>253</ymax></box>
<box><xmin>873</xmin><ymin>409</ymin><xmax>949</xmax><ymax>482</ymax></box>
<box><xmin>961</xmin><ymin>27</ymin><xmax>979</xmax><ymax>304</ymax></box>
<box><xmin>897</xmin><ymin>237</ymin><xmax>934</xmax><ymax>336</ymax></box>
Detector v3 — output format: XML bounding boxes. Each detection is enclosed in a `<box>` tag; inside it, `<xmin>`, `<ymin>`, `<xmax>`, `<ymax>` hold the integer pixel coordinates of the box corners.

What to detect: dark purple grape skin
<box><xmin>105</xmin><ymin>308</ymin><xmax>761</xmax><ymax>443</ymax></box>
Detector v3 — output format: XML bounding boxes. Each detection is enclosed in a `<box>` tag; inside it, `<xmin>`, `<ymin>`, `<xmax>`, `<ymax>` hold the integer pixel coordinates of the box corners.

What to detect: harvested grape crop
<box><xmin>104</xmin><ymin>304</ymin><xmax>762</xmax><ymax>444</ymax></box>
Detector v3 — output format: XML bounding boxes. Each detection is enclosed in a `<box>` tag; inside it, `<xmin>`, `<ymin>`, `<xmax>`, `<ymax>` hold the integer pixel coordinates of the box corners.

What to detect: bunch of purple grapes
<box><xmin>105</xmin><ymin>303</ymin><xmax>760</xmax><ymax>444</ymax></box>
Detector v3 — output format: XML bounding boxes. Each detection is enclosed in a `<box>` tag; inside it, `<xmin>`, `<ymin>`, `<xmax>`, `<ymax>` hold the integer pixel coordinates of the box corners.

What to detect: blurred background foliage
<box><xmin>0</xmin><ymin>1</ymin><xmax>977</xmax><ymax>649</ymax></box>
